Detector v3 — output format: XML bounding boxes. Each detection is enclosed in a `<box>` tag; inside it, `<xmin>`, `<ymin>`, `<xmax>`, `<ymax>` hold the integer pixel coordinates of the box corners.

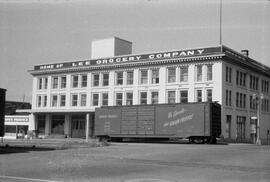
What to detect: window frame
<box><xmin>126</xmin><ymin>92</ymin><xmax>133</xmax><ymax>105</ymax></box>
<box><xmin>116</xmin><ymin>93</ymin><xmax>123</xmax><ymax>106</ymax></box>
<box><xmin>60</xmin><ymin>94</ymin><xmax>66</xmax><ymax>107</ymax></box>
<box><xmin>92</xmin><ymin>93</ymin><xmax>99</xmax><ymax>106</ymax></box>
<box><xmin>180</xmin><ymin>66</ymin><xmax>188</xmax><ymax>82</ymax></box>
<box><xmin>151</xmin><ymin>69</ymin><xmax>159</xmax><ymax>84</ymax></box>
<box><xmin>167</xmin><ymin>90</ymin><xmax>176</xmax><ymax>104</ymax></box>
<box><xmin>167</xmin><ymin>67</ymin><xmax>176</xmax><ymax>83</ymax></box>
<box><xmin>102</xmin><ymin>73</ymin><xmax>109</xmax><ymax>86</ymax></box>
<box><xmin>151</xmin><ymin>91</ymin><xmax>159</xmax><ymax>104</ymax></box>
<box><xmin>127</xmin><ymin>71</ymin><xmax>134</xmax><ymax>85</ymax></box>
<box><xmin>140</xmin><ymin>70</ymin><xmax>148</xmax><ymax>84</ymax></box>
<box><xmin>72</xmin><ymin>75</ymin><xmax>79</xmax><ymax>88</ymax></box>
<box><xmin>102</xmin><ymin>93</ymin><xmax>109</xmax><ymax>106</ymax></box>
<box><xmin>180</xmin><ymin>90</ymin><xmax>188</xmax><ymax>103</ymax></box>
<box><xmin>140</xmin><ymin>92</ymin><xmax>148</xmax><ymax>105</ymax></box>
<box><xmin>71</xmin><ymin>94</ymin><xmax>78</xmax><ymax>107</ymax></box>
<box><xmin>81</xmin><ymin>74</ymin><xmax>88</xmax><ymax>88</ymax></box>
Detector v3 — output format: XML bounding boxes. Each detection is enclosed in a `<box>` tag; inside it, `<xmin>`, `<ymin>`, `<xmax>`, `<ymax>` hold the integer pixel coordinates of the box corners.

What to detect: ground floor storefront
<box><xmin>4</xmin><ymin>115</ymin><xmax>30</xmax><ymax>139</ymax></box>
<box><xmin>222</xmin><ymin>110</ymin><xmax>270</xmax><ymax>145</ymax></box>
<box><xmin>34</xmin><ymin>113</ymin><xmax>95</xmax><ymax>139</ymax></box>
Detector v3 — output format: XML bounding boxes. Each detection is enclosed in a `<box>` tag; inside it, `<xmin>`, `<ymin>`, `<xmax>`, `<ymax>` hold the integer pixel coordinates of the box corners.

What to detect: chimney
<box><xmin>241</xmin><ymin>50</ymin><xmax>249</xmax><ymax>57</ymax></box>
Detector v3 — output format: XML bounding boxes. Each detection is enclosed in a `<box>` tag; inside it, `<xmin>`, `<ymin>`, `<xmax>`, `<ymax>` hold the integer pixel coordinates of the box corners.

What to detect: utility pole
<box><xmin>256</xmin><ymin>94</ymin><xmax>264</xmax><ymax>145</ymax></box>
<box><xmin>219</xmin><ymin>0</ymin><xmax>223</xmax><ymax>45</ymax></box>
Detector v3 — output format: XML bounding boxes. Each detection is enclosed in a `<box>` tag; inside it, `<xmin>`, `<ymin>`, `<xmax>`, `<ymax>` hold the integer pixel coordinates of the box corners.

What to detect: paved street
<box><xmin>0</xmin><ymin>143</ymin><xmax>270</xmax><ymax>182</ymax></box>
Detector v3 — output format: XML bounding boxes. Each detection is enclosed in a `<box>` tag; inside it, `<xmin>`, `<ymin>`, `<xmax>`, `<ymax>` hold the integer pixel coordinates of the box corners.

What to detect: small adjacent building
<box><xmin>0</xmin><ymin>88</ymin><xmax>6</xmax><ymax>137</ymax></box>
<box><xmin>27</xmin><ymin>37</ymin><xmax>270</xmax><ymax>143</ymax></box>
<box><xmin>2</xmin><ymin>101</ymin><xmax>32</xmax><ymax>139</ymax></box>
<box><xmin>4</xmin><ymin>115</ymin><xmax>30</xmax><ymax>139</ymax></box>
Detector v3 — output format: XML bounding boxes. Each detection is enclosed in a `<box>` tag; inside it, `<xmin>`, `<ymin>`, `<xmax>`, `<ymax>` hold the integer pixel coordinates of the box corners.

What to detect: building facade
<box><xmin>28</xmin><ymin>39</ymin><xmax>270</xmax><ymax>143</ymax></box>
<box><xmin>4</xmin><ymin>115</ymin><xmax>30</xmax><ymax>139</ymax></box>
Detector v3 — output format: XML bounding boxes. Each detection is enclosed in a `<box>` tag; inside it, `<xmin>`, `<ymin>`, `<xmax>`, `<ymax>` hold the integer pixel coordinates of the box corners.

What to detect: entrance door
<box><xmin>51</xmin><ymin>115</ymin><xmax>65</xmax><ymax>135</ymax></box>
<box><xmin>236</xmin><ymin>116</ymin><xmax>246</xmax><ymax>142</ymax></box>
<box><xmin>226</xmin><ymin>115</ymin><xmax>232</xmax><ymax>139</ymax></box>
<box><xmin>71</xmin><ymin>115</ymin><xmax>86</xmax><ymax>138</ymax></box>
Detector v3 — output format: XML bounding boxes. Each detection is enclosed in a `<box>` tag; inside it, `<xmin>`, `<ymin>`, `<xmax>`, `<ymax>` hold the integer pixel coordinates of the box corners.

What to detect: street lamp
<box><xmin>252</xmin><ymin>93</ymin><xmax>264</xmax><ymax>145</ymax></box>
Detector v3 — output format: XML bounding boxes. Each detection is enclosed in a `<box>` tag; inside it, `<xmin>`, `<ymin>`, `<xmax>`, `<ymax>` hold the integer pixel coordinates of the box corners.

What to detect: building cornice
<box><xmin>29</xmin><ymin>45</ymin><xmax>270</xmax><ymax>78</ymax></box>
<box><xmin>30</xmin><ymin>54</ymin><xmax>223</xmax><ymax>76</ymax></box>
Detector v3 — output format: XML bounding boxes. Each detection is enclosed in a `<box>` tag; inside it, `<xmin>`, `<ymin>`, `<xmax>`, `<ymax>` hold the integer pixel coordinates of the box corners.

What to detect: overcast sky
<box><xmin>0</xmin><ymin>0</ymin><xmax>269</xmax><ymax>102</ymax></box>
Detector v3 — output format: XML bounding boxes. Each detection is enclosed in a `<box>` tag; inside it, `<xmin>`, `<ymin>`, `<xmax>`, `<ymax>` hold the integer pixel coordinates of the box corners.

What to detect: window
<box><xmin>167</xmin><ymin>68</ymin><xmax>176</xmax><ymax>83</ymax></box>
<box><xmin>207</xmin><ymin>89</ymin><xmax>212</xmax><ymax>102</ymax></box>
<box><xmin>44</xmin><ymin>95</ymin><xmax>47</xmax><ymax>107</ymax></box>
<box><xmin>38</xmin><ymin>78</ymin><xmax>43</xmax><ymax>90</ymax></box>
<box><xmin>60</xmin><ymin>76</ymin><xmax>66</xmax><ymax>89</ymax></box>
<box><xmin>226</xmin><ymin>115</ymin><xmax>232</xmax><ymax>138</ymax></box>
<box><xmin>102</xmin><ymin>73</ymin><xmax>109</xmax><ymax>86</ymax></box>
<box><xmin>52</xmin><ymin>77</ymin><xmax>58</xmax><ymax>89</ymax></box>
<box><xmin>151</xmin><ymin>92</ymin><xmax>159</xmax><ymax>104</ymax></box>
<box><xmin>243</xmin><ymin>94</ymin><xmax>246</xmax><ymax>108</ymax></box>
<box><xmin>126</xmin><ymin>92</ymin><xmax>133</xmax><ymax>105</ymax></box>
<box><xmin>196</xmin><ymin>65</ymin><xmax>202</xmax><ymax>82</ymax></box>
<box><xmin>236</xmin><ymin>92</ymin><xmax>246</xmax><ymax>108</ymax></box>
<box><xmin>93</xmin><ymin>74</ymin><xmax>99</xmax><ymax>87</ymax></box>
<box><xmin>44</xmin><ymin>78</ymin><xmax>48</xmax><ymax>89</ymax></box>
<box><xmin>140</xmin><ymin>70</ymin><xmax>148</xmax><ymax>84</ymax></box>
<box><xmin>52</xmin><ymin>95</ymin><xmax>58</xmax><ymax>107</ymax></box>
<box><xmin>116</xmin><ymin>93</ymin><xmax>123</xmax><ymax>106</ymax></box>
<box><xmin>127</xmin><ymin>71</ymin><xmax>134</xmax><ymax>85</ymax></box>
<box><xmin>37</xmin><ymin>95</ymin><xmax>42</xmax><ymax>107</ymax></box>
<box><xmin>196</xmin><ymin>90</ymin><xmax>202</xmax><ymax>102</ymax></box>
<box><xmin>81</xmin><ymin>75</ymin><xmax>87</xmax><ymax>87</ymax></box>
<box><xmin>250</xmin><ymin>75</ymin><xmax>259</xmax><ymax>90</ymax></box>
<box><xmin>102</xmin><ymin>93</ymin><xmax>108</xmax><ymax>106</ymax></box>
<box><xmin>180</xmin><ymin>66</ymin><xmax>188</xmax><ymax>82</ymax></box>
<box><xmin>80</xmin><ymin>94</ymin><xmax>87</xmax><ymax>106</ymax></box>
<box><xmin>92</xmin><ymin>94</ymin><xmax>99</xmax><ymax>106</ymax></box>
<box><xmin>226</xmin><ymin>66</ymin><xmax>232</xmax><ymax>83</ymax></box>
<box><xmin>250</xmin><ymin>95</ymin><xmax>257</xmax><ymax>110</ymax></box>
<box><xmin>72</xmin><ymin>75</ymin><xmax>79</xmax><ymax>88</ymax></box>
<box><xmin>151</xmin><ymin>69</ymin><xmax>159</xmax><ymax>84</ymax></box>
<box><xmin>236</xmin><ymin>71</ymin><xmax>239</xmax><ymax>85</ymax></box>
<box><xmin>180</xmin><ymin>90</ymin><xmax>188</xmax><ymax>103</ymax></box>
<box><xmin>243</xmin><ymin>73</ymin><xmax>246</xmax><ymax>86</ymax></box>
<box><xmin>239</xmin><ymin>93</ymin><xmax>243</xmax><ymax>107</ymax></box>
<box><xmin>261</xmin><ymin>80</ymin><xmax>269</xmax><ymax>93</ymax></box>
<box><xmin>167</xmin><ymin>91</ymin><xmax>176</xmax><ymax>104</ymax></box>
<box><xmin>262</xmin><ymin>98</ymin><xmax>270</xmax><ymax>112</ymax></box>
<box><xmin>140</xmin><ymin>92</ymin><xmax>147</xmax><ymax>105</ymax></box>
<box><xmin>116</xmin><ymin>72</ymin><xmax>123</xmax><ymax>85</ymax></box>
<box><xmin>207</xmin><ymin>65</ymin><xmax>213</xmax><ymax>81</ymax></box>
<box><xmin>226</xmin><ymin>90</ymin><xmax>232</xmax><ymax>106</ymax></box>
<box><xmin>71</xmin><ymin>94</ymin><xmax>78</xmax><ymax>106</ymax></box>
<box><xmin>38</xmin><ymin>78</ymin><xmax>48</xmax><ymax>90</ymax></box>
<box><xmin>60</xmin><ymin>95</ymin><xmax>66</xmax><ymax>107</ymax></box>
<box><xmin>236</xmin><ymin>70</ymin><xmax>246</xmax><ymax>86</ymax></box>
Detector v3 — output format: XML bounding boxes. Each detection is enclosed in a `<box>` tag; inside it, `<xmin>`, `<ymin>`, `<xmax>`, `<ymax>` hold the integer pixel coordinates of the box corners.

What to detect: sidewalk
<box><xmin>0</xmin><ymin>138</ymin><xmax>108</xmax><ymax>150</ymax></box>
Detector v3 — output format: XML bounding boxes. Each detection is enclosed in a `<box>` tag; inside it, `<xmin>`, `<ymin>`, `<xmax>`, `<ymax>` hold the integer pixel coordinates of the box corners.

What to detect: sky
<box><xmin>0</xmin><ymin>0</ymin><xmax>269</xmax><ymax>102</ymax></box>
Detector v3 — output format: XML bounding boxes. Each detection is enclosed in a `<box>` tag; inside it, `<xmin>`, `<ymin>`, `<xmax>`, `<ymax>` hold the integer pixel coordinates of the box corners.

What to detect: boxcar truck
<box><xmin>94</xmin><ymin>102</ymin><xmax>221</xmax><ymax>144</ymax></box>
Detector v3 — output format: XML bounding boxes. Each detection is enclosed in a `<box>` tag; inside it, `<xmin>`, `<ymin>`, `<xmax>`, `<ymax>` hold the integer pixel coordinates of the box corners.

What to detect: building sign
<box><xmin>34</xmin><ymin>46</ymin><xmax>222</xmax><ymax>71</ymax></box>
<box><xmin>5</xmin><ymin>116</ymin><xmax>29</xmax><ymax>123</ymax></box>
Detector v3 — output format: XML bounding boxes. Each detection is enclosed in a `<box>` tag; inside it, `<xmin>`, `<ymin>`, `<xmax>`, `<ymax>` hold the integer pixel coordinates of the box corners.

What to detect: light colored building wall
<box><xmin>29</xmin><ymin>46</ymin><xmax>270</xmax><ymax>143</ymax></box>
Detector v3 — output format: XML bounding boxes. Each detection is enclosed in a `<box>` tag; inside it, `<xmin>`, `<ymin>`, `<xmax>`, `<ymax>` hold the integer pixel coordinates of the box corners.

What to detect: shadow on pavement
<box><xmin>0</xmin><ymin>145</ymin><xmax>55</xmax><ymax>154</ymax></box>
